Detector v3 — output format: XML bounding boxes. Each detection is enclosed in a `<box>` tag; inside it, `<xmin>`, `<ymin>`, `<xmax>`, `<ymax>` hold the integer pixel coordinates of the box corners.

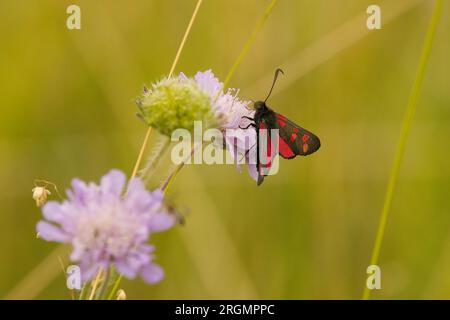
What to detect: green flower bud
<box><xmin>136</xmin><ymin>77</ymin><xmax>217</xmax><ymax>136</ymax></box>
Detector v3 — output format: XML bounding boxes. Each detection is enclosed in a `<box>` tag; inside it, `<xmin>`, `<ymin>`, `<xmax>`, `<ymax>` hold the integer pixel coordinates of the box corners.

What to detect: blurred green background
<box><xmin>0</xmin><ymin>0</ymin><xmax>449</xmax><ymax>299</ymax></box>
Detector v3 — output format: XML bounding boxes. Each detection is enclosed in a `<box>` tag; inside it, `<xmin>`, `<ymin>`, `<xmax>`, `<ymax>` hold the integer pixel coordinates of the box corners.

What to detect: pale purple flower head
<box><xmin>185</xmin><ymin>70</ymin><xmax>258</xmax><ymax>181</ymax></box>
<box><xmin>36</xmin><ymin>169</ymin><xmax>175</xmax><ymax>284</ymax></box>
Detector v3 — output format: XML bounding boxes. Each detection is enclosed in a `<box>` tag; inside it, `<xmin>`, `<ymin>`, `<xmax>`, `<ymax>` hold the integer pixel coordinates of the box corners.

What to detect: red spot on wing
<box><xmin>290</xmin><ymin>133</ymin><xmax>297</xmax><ymax>142</ymax></box>
<box><xmin>277</xmin><ymin>119</ymin><xmax>286</xmax><ymax>127</ymax></box>
<box><xmin>303</xmin><ymin>144</ymin><xmax>309</xmax><ymax>153</ymax></box>
<box><xmin>302</xmin><ymin>134</ymin><xmax>309</xmax><ymax>142</ymax></box>
<box><xmin>279</xmin><ymin>137</ymin><xmax>295</xmax><ymax>158</ymax></box>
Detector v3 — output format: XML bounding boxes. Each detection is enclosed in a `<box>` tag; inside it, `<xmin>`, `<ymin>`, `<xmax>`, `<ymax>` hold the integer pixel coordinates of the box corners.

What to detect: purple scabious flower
<box><xmin>187</xmin><ymin>70</ymin><xmax>258</xmax><ymax>181</ymax></box>
<box><xmin>36</xmin><ymin>169</ymin><xmax>175</xmax><ymax>284</ymax></box>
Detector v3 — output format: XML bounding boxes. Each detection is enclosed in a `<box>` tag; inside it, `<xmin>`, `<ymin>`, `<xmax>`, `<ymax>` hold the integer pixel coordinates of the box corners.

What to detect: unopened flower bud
<box><xmin>32</xmin><ymin>186</ymin><xmax>51</xmax><ymax>207</ymax></box>
<box><xmin>116</xmin><ymin>289</ymin><xmax>126</xmax><ymax>300</ymax></box>
<box><xmin>136</xmin><ymin>75</ymin><xmax>218</xmax><ymax>136</ymax></box>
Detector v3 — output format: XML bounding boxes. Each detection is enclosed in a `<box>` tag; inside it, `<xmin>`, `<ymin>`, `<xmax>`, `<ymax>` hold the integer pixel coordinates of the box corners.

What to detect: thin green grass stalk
<box><xmin>162</xmin><ymin>141</ymin><xmax>202</xmax><ymax>192</ymax></box>
<box><xmin>362</xmin><ymin>0</ymin><xmax>442</xmax><ymax>300</ymax></box>
<box><xmin>107</xmin><ymin>274</ymin><xmax>123</xmax><ymax>300</ymax></box>
<box><xmin>78</xmin><ymin>282</ymin><xmax>88</xmax><ymax>300</ymax></box>
<box><xmin>222</xmin><ymin>0</ymin><xmax>277</xmax><ymax>89</ymax></box>
<box><xmin>96</xmin><ymin>266</ymin><xmax>111</xmax><ymax>300</ymax></box>
<box><xmin>162</xmin><ymin>160</ymin><xmax>186</xmax><ymax>192</ymax></box>
<box><xmin>88</xmin><ymin>267</ymin><xmax>103</xmax><ymax>300</ymax></box>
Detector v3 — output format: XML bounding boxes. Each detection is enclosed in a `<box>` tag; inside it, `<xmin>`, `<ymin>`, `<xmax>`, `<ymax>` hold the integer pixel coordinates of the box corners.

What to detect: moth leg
<box><xmin>239</xmin><ymin>115</ymin><xmax>256</xmax><ymax>129</ymax></box>
<box><xmin>256</xmin><ymin>128</ymin><xmax>263</xmax><ymax>186</ymax></box>
<box><xmin>245</xmin><ymin>143</ymin><xmax>256</xmax><ymax>157</ymax></box>
<box><xmin>237</xmin><ymin>143</ymin><xmax>257</xmax><ymax>163</ymax></box>
<box><xmin>239</xmin><ymin>123</ymin><xmax>256</xmax><ymax>130</ymax></box>
<box><xmin>257</xmin><ymin>174</ymin><xmax>264</xmax><ymax>186</ymax></box>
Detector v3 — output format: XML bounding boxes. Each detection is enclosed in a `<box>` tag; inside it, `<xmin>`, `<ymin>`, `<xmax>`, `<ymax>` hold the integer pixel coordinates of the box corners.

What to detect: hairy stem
<box><xmin>130</xmin><ymin>127</ymin><xmax>153</xmax><ymax>181</ymax></box>
<box><xmin>141</xmin><ymin>136</ymin><xmax>171</xmax><ymax>184</ymax></box>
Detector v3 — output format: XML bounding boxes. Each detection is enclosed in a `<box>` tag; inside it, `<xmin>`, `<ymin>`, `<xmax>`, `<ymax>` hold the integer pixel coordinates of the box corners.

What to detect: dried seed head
<box><xmin>32</xmin><ymin>186</ymin><xmax>51</xmax><ymax>207</ymax></box>
<box><xmin>116</xmin><ymin>289</ymin><xmax>127</xmax><ymax>300</ymax></box>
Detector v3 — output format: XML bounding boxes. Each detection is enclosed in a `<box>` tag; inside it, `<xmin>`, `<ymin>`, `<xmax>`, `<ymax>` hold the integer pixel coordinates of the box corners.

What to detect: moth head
<box><xmin>254</xmin><ymin>101</ymin><xmax>267</xmax><ymax>111</ymax></box>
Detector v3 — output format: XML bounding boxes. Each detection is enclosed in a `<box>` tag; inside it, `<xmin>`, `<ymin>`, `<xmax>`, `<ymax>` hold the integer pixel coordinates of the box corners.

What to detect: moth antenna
<box><xmin>264</xmin><ymin>68</ymin><xmax>284</xmax><ymax>103</ymax></box>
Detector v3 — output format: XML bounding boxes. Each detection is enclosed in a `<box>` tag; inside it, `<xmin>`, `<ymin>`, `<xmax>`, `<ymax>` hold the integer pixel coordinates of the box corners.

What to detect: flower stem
<box><xmin>362</xmin><ymin>0</ymin><xmax>442</xmax><ymax>300</ymax></box>
<box><xmin>142</xmin><ymin>137</ymin><xmax>171</xmax><ymax>184</ymax></box>
<box><xmin>88</xmin><ymin>267</ymin><xmax>103</xmax><ymax>300</ymax></box>
<box><xmin>107</xmin><ymin>274</ymin><xmax>123</xmax><ymax>300</ymax></box>
<box><xmin>167</xmin><ymin>0</ymin><xmax>203</xmax><ymax>78</ymax></box>
<box><xmin>162</xmin><ymin>163</ymin><xmax>185</xmax><ymax>193</ymax></box>
<box><xmin>130</xmin><ymin>127</ymin><xmax>152</xmax><ymax>180</ymax></box>
<box><xmin>78</xmin><ymin>282</ymin><xmax>87</xmax><ymax>300</ymax></box>
<box><xmin>162</xmin><ymin>141</ymin><xmax>200</xmax><ymax>193</ymax></box>
<box><xmin>96</xmin><ymin>266</ymin><xmax>111</xmax><ymax>300</ymax></box>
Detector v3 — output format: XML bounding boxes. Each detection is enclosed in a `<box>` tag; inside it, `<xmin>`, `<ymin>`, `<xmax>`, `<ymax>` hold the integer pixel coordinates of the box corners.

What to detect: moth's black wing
<box><xmin>274</xmin><ymin>113</ymin><xmax>321</xmax><ymax>159</ymax></box>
